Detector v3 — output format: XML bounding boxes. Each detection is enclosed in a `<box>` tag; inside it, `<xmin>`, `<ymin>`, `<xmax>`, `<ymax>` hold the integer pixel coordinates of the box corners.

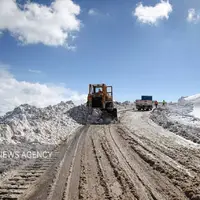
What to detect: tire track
<box><xmin>46</xmin><ymin>126</ymin><xmax>88</xmax><ymax>200</ymax></box>
<box><xmin>92</xmin><ymin>132</ymin><xmax>124</xmax><ymax>199</ymax></box>
<box><xmin>78</xmin><ymin>126</ymin><xmax>105</xmax><ymax>200</ymax></box>
<box><xmin>117</xmin><ymin>126</ymin><xmax>196</xmax><ymax>179</ymax></box>
<box><xmin>105</xmin><ymin>126</ymin><xmax>159</xmax><ymax>200</ymax></box>
<box><xmin>91</xmin><ymin>136</ymin><xmax>111</xmax><ymax>200</ymax></box>
<box><xmin>118</xmin><ymin>125</ymin><xmax>200</xmax><ymax>174</ymax></box>
<box><xmin>100</xmin><ymin>133</ymin><xmax>139</xmax><ymax>200</ymax></box>
<box><xmin>62</xmin><ymin>126</ymin><xmax>86</xmax><ymax>200</ymax></box>
<box><xmin>47</xmin><ymin>135</ymin><xmax>76</xmax><ymax>200</ymax></box>
<box><xmin>114</xmin><ymin>125</ymin><xmax>200</xmax><ymax>200</ymax></box>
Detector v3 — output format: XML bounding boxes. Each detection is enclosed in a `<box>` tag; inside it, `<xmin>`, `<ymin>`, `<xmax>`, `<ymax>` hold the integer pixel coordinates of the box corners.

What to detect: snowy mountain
<box><xmin>0</xmin><ymin>101</ymin><xmax>81</xmax><ymax>145</ymax></box>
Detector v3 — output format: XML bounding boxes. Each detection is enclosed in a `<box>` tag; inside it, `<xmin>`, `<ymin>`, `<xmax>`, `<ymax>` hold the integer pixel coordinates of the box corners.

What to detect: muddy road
<box><xmin>1</xmin><ymin>111</ymin><xmax>200</xmax><ymax>200</ymax></box>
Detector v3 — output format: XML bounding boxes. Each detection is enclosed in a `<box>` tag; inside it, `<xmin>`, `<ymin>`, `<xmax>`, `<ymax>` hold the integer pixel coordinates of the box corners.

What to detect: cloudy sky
<box><xmin>0</xmin><ymin>0</ymin><xmax>200</xmax><ymax>114</ymax></box>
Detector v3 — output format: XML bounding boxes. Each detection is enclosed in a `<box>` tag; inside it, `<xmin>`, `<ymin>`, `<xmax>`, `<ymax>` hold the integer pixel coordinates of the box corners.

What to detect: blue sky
<box><xmin>0</xmin><ymin>0</ymin><xmax>200</xmax><ymax>111</ymax></box>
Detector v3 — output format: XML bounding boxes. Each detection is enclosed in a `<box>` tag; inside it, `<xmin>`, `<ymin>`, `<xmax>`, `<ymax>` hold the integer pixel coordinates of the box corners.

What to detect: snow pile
<box><xmin>0</xmin><ymin>101</ymin><xmax>80</xmax><ymax>145</ymax></box>
<box><xmin>182</xmin><ymin>94</ymin><xmax>200</xmax><ymax>119</ymax></box>
<box><xmin>68</xmin><ymin>105</ymin><xmax>114</xmax><ymax>124</ymax></box>
<box><xmin>150</xmin><ymin>107</ymin><xmax>200</xmax><ymax>144</ymax></box>
<box><xmin>87</xmin><ymin>109</ymin><xmax>104</xmax><ymax>124</ymax></box>
<box><xmin>185</xmin><ymin>94</ymin><xmax>200</xmax><ymax>101</ymax></box>
<box><xmin>67</xmin><ymin>104</ymin><xmax>89</xmax><ymax>124</ymax></box>
<box><xmin>68</xmin><ymin>101</ymin><xmax>134</xmax><ymax>125</ymax></box>
<box><xmin>0</xmin><ymin>100</ymin><xmax>135</xmax><ymax>145</ymax></box>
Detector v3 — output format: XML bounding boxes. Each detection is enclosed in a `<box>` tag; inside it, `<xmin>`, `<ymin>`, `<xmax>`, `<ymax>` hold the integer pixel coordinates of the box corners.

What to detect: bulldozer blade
<box><xmin>101</xmin><ymin>109</ymin><xmax>118</xmax><ymax>124</ymax></box>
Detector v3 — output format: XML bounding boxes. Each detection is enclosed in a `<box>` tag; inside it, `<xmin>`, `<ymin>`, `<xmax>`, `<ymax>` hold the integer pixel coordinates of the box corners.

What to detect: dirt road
<box><xmin>1</xmin><ymin>111</ymin><xmax>200</xmax><ymax>200</ymax></box>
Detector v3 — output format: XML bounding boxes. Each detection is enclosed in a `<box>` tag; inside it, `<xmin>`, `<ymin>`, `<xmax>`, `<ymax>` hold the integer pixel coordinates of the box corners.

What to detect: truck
<box><xmin>135</xmin><ymin>96</ymin><xmax>153</xmax><ymax>111</ymax></box>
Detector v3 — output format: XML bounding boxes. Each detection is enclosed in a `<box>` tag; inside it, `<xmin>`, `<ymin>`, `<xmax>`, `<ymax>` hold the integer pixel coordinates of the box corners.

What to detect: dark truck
<box><xmin>135</xmin><ymin>96</ymin><xmax>153</xmax><ymax>111</ymax></box>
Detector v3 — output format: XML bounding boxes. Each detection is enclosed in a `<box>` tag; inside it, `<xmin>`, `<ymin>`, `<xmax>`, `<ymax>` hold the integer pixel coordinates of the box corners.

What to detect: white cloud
<box><xmin>187</xmin><ymin>9</ymin><xmax>200</xmax><ymax>23</ymax></box>
<box><xmin>88</xmin><ymin>9</ymin><xmax>98</xmax><ymax>16</ymax></box>
<box><xmin>28</xmin><ymin>69</ymin><xmax>42</xmax><ymax>74</ymax></box>
<box><xmin>133</xmin><ymin>0</ymin><xmax>173</xmax><ymax>25</ymax></box>
<box><xmin>0</xmin><ymin>67</ymin><xmax>87</xmax><ymax>116</ymax></box>
<box><xmin>88</xmin><ymin>8</ymin><xmax>109</xmax><ymax>17</ymax></box>
<box><xmin>0</xmin><ymin>0</ymin><xmax>81</xmax><ymax>47</ymax></box>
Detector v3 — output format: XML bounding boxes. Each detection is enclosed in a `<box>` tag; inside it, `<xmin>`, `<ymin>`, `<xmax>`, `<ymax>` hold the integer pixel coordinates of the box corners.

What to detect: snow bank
<box><xmin>192</xmin><ymin>105</ymin><xmax>200</xmax><ymax>119</ymax></box>
<box><xmin>181</xmin><ymin>94</ymin><xmax>200</xmax><ymax>119</ymax></box>
<box><xmin>0</xmin><ymin>100</ymin><xmax>135</xmax><ymax>145</ymax></box>
<box><xmin>0</xmin><ymin>101</ymin><xmax>80</xmax><ymax>145</ymax></box>
<box><xmin>185</xmin><ymin>94</ymin><xmax>200</xmax><ymax>101</ymax></box>
<box><xmin>150</xmin><ymin>107</ymin><xmax>200</xmax><ymax>144</ymax></box>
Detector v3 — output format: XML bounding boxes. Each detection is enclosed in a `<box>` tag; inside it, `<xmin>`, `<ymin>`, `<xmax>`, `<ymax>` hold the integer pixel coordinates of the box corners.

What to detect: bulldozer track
<box><xmin>0</xmin><ymin>154</ymin><xmax>59</xmax><ymax>200</ymax></box>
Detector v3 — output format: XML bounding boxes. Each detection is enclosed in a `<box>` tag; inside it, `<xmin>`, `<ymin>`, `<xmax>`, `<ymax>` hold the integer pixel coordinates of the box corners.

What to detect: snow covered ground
<box><xmin>150</xmin><ymin>102</ymin><xmax>200</xmax><ymax>144</ymax></box>
<box><xmin>3</xmin><ymin>96</ymin><xmax>200</xmax><ymax>177</ymax></box>
<box><xmin>0</xmin><ymin>96</ymin><xmax>199</xmax><ymax>184</ymax></box>
<box><xmin>121</xmin><ymin>110</ymin><xmax>199</xmax><ymax>148</ymax></box>
<box><xmin>151</xmin><ymin>93</ymin><xmax>200</xmax><ymax>131</ymax></box>
<box><xmin>115</xmin><ymin>101</ymin><xmax>135</xmax><ymax>110</ymax></box>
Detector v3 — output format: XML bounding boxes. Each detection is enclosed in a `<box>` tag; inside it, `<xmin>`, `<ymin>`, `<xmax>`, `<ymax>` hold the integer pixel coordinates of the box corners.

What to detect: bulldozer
<box><xmin>87</xmin><ymin>84</ymin><xmax>118</xmax><ymax>122</ymax></box>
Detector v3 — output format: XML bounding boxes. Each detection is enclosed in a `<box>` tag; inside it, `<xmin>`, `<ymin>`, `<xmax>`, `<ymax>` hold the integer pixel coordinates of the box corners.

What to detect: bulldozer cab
<box><xmin>89</xmin><ymin>86</ymin><xmax>103</xmax><ymax>96</ymax></box>
<box><xmin>87</xmin><ymin>84</ymin><xmax>113</xmax><ymax>109</ymax></box>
